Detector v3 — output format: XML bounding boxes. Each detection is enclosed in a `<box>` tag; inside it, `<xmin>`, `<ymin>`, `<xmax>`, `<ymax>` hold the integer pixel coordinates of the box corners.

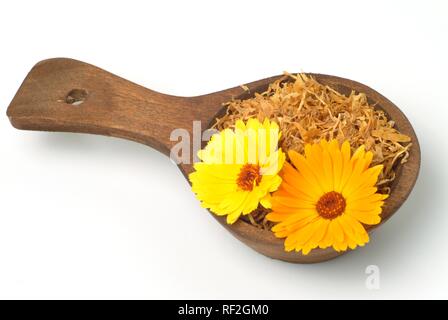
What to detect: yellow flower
<box><xmin>189</xmin><ymin>118</ymin><xmax>285</xmax><ymax>224</ymax></box>
<box><xmin>267</xmin><ymin>139</ymin><xmax>388</xmax><ymax>254</ymax></box>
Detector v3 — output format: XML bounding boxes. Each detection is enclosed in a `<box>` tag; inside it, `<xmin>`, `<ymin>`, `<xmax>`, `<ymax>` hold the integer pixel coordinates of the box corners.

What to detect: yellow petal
<box><xmin>329</xmin><ymin>219</ymin><xmax>344</xmax><ymax>243</ymax></box>
<box><xmin>282</xmin><ymin>160</ymin><xmax>323</xmax><ymax>198</ymax></box>
<box><xmin>288</xmin><ymin>151</ymin><xmax>324</xmax><ymax>192</ymax></box>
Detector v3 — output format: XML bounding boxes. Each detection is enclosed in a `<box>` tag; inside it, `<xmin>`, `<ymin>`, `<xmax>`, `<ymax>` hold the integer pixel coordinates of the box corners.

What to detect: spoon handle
<box><xmin>6</xmin><ymin>58</ymin><xmax>241</xmax><ymax>156</ymax></box>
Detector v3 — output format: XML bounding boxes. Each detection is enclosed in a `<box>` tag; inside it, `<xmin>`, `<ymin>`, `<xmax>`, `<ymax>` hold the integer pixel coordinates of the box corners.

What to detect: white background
<box><xmin>0</xmin><ymin>0</ymin><xmax>446</xmax><ymax>299</ymax></box>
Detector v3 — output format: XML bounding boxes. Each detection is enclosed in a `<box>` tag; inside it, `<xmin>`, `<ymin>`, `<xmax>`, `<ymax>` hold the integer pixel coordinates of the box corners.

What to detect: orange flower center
<box><xmin>237</xmin><ymin>164</ymin><xmax>262</xmax><ymax>191</ymax></box>
<box><xmin>316</xmin><ymin>191</ymin><xmax>346</xmax><ymax>219</ymax></box>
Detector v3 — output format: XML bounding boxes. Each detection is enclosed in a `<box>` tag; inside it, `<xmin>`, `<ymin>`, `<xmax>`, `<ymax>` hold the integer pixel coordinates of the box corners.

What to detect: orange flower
<box><xmin>267</xmin><ymin>139</ymin><xmax>388</xmax><ymax>254</ymax></box>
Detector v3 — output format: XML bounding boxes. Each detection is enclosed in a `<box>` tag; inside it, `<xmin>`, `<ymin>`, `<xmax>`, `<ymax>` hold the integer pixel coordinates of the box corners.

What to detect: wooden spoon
<box><xmin>6</xmin><ymin>58</ymin><xmax>420</xmax><ymax>263</ymax></box>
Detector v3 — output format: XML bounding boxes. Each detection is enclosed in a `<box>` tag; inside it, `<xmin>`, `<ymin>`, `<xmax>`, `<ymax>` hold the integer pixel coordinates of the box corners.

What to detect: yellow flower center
<box><xmin>316</xmin><ymin>191</ymin><xmax>346</xmax><ymax>219</ymax></box>
<box><xmin>237</xmin><ymin>164</ymin><xmax>262</xmax><ymax>191</ymax></box>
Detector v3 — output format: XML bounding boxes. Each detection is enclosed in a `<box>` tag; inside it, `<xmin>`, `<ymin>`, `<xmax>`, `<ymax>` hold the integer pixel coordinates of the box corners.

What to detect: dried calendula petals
<box><xmin>371</xmin><ymin>129</ymin><xmax>412</xmax><ymax>143</ymax></box>
<box><xmin>214</xmin><ymin>73</ymin><xmax>411</xmax><ymax>229</ymax></box>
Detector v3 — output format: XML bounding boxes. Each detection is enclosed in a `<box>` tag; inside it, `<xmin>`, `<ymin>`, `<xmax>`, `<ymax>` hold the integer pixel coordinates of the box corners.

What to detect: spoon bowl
<box><xmin>6</xmin><ymin>58</ymin><xmax>420</xmax><ymax>263</ymax></box>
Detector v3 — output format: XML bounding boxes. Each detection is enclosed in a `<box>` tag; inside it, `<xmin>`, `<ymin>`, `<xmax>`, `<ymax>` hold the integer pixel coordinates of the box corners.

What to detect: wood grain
<box><xmin>6</xmin><ymin>58</ymin><xmax>421</xmax><ymax>263</ymax></box>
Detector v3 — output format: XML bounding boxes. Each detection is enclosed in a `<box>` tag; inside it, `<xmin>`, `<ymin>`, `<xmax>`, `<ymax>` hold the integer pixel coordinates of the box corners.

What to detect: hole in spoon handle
<box><xmin>65</xmin><ymin>88</ymin><xmax>88</xmax><ymax>106</ymax></box>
